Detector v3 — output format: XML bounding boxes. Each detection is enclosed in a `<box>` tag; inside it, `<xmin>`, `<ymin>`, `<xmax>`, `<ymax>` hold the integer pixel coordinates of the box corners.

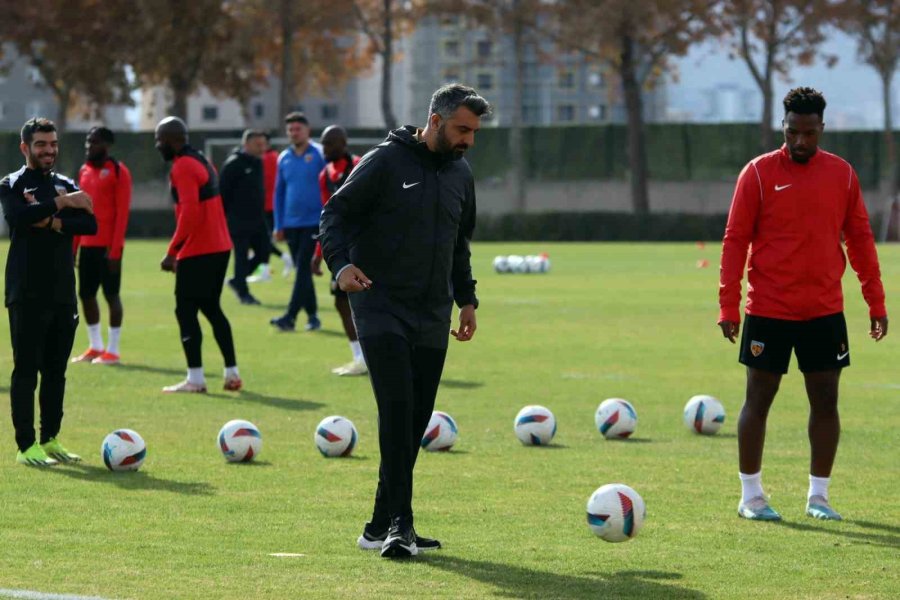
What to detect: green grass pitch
<box><xmin>0</xmin><ymin>241</ymin><xmax>897</xmax><ymax>599</ymax></box>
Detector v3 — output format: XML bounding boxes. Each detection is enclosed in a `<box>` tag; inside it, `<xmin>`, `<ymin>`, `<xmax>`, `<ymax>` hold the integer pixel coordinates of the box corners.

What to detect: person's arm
<box><xmin>166</xmin><ymin>160</ymin><xmax>203</xmax><ymax>258</ymax></box>
<box><xmin>718</xmin><ymin>162</ymin><xmax>762</xmax><ymax>337</ymax></box>
<box><xmin>273</xmin><ymin>155</ymin><xmax>286</xmax><ymax>233</ymax></box>
<box><xmin>0</xmin><ymin>180</ymin><xmax>57</xmax><ymax>228</ymax></box>
<box><xmin>55</xmin><ymin>206</ymin><xmax>98</xmax><ymax>235</ymax></box>
<box><xmin>219</xmin><ymin>156</ymin><xmax>238</xmax><ymax>218</ymax></box>
<box><xmin>108</xmin><ymin>163</ymin><xmax>132</xmax><ymax>260</ymax></box>
<box><xmin>452</xmin><ymin>177</ymin><xmax>478</xmax><ymax>309</ymax></box>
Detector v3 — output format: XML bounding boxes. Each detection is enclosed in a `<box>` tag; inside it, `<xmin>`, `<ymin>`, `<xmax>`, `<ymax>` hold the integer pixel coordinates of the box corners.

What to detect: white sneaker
<box><xmin>334</xmin><ymin>360</ymin><xmax>368</xmax><ymax>377</ymax></box>
<box><xmin>281</xmin><ymin>252</ymin><xmax>295</xmax><ymax>277</ymax></box>
<box><xmin>246</xmin><ymin>265</ymin><xmax>272</xmax><ymax>283</ymax></box>
<box><xmin>162</xmin><ymin>380</ymin><xmax>207</xmax><ymax>393</ymax></box>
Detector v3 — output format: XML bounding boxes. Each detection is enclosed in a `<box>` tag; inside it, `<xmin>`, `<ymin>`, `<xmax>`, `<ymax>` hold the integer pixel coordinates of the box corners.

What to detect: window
<box><xmin>476</xmin><ymin>40</ymin><xmax>493</xmax><ymax>58</ymax></box>
<box><xmin>27</xmin><ymin>67</ymin><xmax>42</xmax><ymax>85</ymax></box>
<box><xmin>588</xmin><ymin>105</ymin><xmax>607</xmax><ymax>120</ymax></box>
<box><xmin>442</xmin><ymin>68</ymin><xmax>461</xmax><ymax>83</ymax></box>
<box><xmin>557</xmin><ymin>104</ymin><xmax>576</xmax><ymax>122</ymax></box>
<box><xmin>588</xmin><ymin>70</ymin><xmax>604</xmax><ymax>88</ymax></box>
<box><xmin>321</xmin><ymin>104</ymin><xmax>339</xmax><ymax>120</ymax></box>
<box><xmin>557</xmin><ymin>68</ymin><xmax>576</xmax><ymax>90</ymax></box>
<box><xmin>523</xmin><ymin>105</ymin><xmax>541</xmax><ymax>124</ymax></box>
<box><xmin>253</xmin><ymin>102</ymin><xmax>265</xmax><ymax>119</ymax></box>
<box><xmin>476</xmin><ymin>72</ymin><xmax>494</xmax><ymax>91</ymax></box>
<box><xmin>440</xmin><ymin>15</ymin><xmax>460</xmax><ymax>27</ymax></box>
<box><xmin>442</xmin><ymin>39</ymin><xmax>461</xmax><ymax>59</ymax></box>
<box><xmin>202</xmin><ymin>105</ymin><xmax>219</xmax><ymax>121</ymax></box>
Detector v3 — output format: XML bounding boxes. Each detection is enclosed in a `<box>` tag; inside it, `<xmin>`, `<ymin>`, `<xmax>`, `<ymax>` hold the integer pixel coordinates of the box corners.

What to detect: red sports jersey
<box><xmin>719</xmin><ymin>144</ymin><xmax>886</xmax><ymax>324</ymax></box>
<box><xmin>263</xmin><ymin>148</ymin><xmax>278</xmax><ymax>213</ymax></box>
<box><xmin>167</xmin><ymin>147</ymin><xmax>232</xmax><ymax>260</ymax></box>
<box><xmin>315</xmin><ymin>155</ymin><xmax>360</xmax><ymax>260</ymax></box>
<box><xmin>76</xmin><ymin>158</ymin><xmax>131</xmax><ymax>259</ymax></box>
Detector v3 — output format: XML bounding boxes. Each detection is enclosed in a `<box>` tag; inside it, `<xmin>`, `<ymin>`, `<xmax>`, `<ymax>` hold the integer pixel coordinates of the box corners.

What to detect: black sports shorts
<box><xmin>739</xmin><ymin>312</ymin><xmax>850</xmax><ymax>374</ymax></box>
<box><xmin>175</xmin><ymin>251</ymin><xmax>229</xmax><ymax>300</ymax></box>
<box><xmin>78</xmin><ymin>246</ymin><xmax>122</xmax><ymax>300</ymax></box>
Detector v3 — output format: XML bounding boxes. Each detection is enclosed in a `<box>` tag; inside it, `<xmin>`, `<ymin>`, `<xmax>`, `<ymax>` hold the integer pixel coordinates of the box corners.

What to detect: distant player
<box><xmin>718</xmin><ymin>87</ymin><xmax>888</xmax><ymax>522</ymax></box>
<box><xmin>311</xmin><ymin>126</ymin><xmax>365</xmax><ymax>376</ymax></box>
<box><xmin>72</xmin><ymin>126</ymin><xmax>132</xmax><ymax>365</ymax></box>
<box><xmin>248</xmin><ymin>133</ymin><xmax>293</xmax><ymax>282</ymax></box>
<box><xmin>155</xmin><ymin>117</ymin><xmax>242</xmax><ymax>393</ymax></box>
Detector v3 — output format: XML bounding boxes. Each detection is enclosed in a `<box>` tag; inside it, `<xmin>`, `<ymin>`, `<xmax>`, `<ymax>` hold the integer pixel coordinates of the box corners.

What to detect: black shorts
<box><xmin>78</xmin><ymin>246</ymin><xmax>122</xmax><ymax>300</ymax></box>
<box><xmin>739</xmin><ymin>313</ymin><xmax>850</xmax><ymax>374</ymax></box>
<box><xmin>175</xmin><ymin>252</ymin><xmax>229</xmax><ymax>300</ymax></box>
<box><xmin>330</xmin><ymin>272</ymin><xmax>347</xmax><ymax>299</ymax></box>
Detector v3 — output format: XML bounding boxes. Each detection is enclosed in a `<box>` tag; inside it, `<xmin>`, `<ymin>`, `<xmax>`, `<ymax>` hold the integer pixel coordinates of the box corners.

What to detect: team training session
<box><xmin>0</xmin><ymin>1</ymin><xmax>897</xmax><ymax>599</ymax></box>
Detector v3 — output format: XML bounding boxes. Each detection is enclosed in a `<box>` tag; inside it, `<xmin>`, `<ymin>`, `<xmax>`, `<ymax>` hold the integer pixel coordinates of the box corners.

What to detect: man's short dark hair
<box><xmin>21</xmin><ymin>117</ymin><xmax>57</xmax><ymax>144</ymax></box>
<box><xmin>428</xmin><ymin>84</ymin><xmax>492</xmax><ymax>121</ymax></box>
<box><xmin>88</xmin><ymin>126</ymin><xmax>115</xmax><ymax>145</ymax></box>
<box><xmin>284</xmin><ymin>112</ymin><xmax>309</xmax><ymax>125</ymax></box>
<box><xmin>783</xmin><ymin>87</ymin><xmax>826</xmax><ymax>120</ymax></box>
<box><xmin>242</xmin><ymin>129</ymin><xmax>266</xmax><ymax>144</ymax></box>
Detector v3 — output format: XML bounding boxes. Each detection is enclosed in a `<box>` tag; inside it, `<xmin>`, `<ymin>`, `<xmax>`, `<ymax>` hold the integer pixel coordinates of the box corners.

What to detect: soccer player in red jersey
<box><xmin>718</xmin><ymin>88</ymin><xmax>888</xmax><ymax>522</ymax></box>
<box><xmin>72</xmin><ymin>127</ymin><xmax>131</xmax><ymax>365</ymax></box>
<box><xmin>155</xmin><ymin>117</ymin><xmax>241</xmax><ymax>393</ymax></box>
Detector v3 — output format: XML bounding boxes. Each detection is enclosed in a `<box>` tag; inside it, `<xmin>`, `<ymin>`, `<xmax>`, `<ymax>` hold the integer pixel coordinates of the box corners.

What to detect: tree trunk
<box><xmin>54</xmin><ymin>87</ymin><xmax>70</xmax><ymax>135</ymax></box>
<box><xmin>168</xmin><ymin>76</ymin><xmax>189</xmax><ymax>121</ymax></box>
<box><xmin>878</xmin><ymin>70</ymin><xmax>898</xmax><ymax>241</ymax></box>
<box><xmin>620</xmin><ymin>32</ymin><xmax>650</xmax><ymax>215</ymax></box>
<box><xmin>279</xmin><ymin>0</ymin><xmax>295</xmax><ymax>120</ymax></box>
<box><xmin>509</xmin><ymin>0</ymin><xmax>526</xmax><ymax>212</ymax></box>
<box><xmin>760</xmin><ymin>77</ymin><xmax>775</xmax><ymax>152</ymax></box>
<box><xmin>380</xmin><ymin>0</ymin><xmax>398</xmax><ymax>130</ymax></box>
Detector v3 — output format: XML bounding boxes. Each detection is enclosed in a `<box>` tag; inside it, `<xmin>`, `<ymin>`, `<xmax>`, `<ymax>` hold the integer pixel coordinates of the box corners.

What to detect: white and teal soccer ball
<box><xmin>586</xmin><ymin>483</ymin><xmax>646</xmax><ymax>543</ymax></box>
<box><xmin>514</xmin><ymin>405</ymin><xmax>557</xmax><ymax>446</ymax></box>
<box><xmin>507</xmin><ymin>255</ymin><xmax>527</xmax><ymax>273</ymax></box>
<box><xmin>595</xmin><ymin>398</ymin><xmax>638</xmax><ymax>440</ymax></box>
<box><xmin>218</xmin><ymin>419</ymin><xmax>262</xmax><ymax>462</ymax></box>
<box><xmin>421</xmin><ymin>411</ymin><xmax>459</xmax><ymax>452</ymax></box>
<box><xmin>684</xmin><ymin>395</ymin><xmax>726</xmax><ymax>435</ymax></box>
<box><xmin>102</xmin><ymin>429</ymin><xmax>147</xmax><ymax>471</ymax></box>
<box><xmin>315</xmin><ymin>416</ymin><xmax>358</xmax><ymax>457</ymax></box>
<box><xmin>493</xmin><ymin>256</ymin><xmax>509</xmax><ymax>273</ymax></box>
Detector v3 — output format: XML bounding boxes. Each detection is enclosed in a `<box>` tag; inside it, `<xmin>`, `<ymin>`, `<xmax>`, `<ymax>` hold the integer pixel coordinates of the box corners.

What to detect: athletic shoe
<box><xmin>226</xmin><ymin>278</ymin><xmax>242</xmax><ymax>300</ymax></box>
<box><xmin>41</xmin><ymin>438</ymin><xmax>81</xmax><ymax>463</ymax></box>
<box><xmin>240</xmin><ymin>294</ymin><xmax>261</xmax><ymax>306</ymax></box>
<box><xmin>357</xmin><ymin>523</ymin><xmax>440</xmax><ymax>552</ymax></box>
<box><xmin>334</xmin><ymin>360</ymin><xmax>368</xmax><ymax>377</ymax></box>
<box><xmin>71</xmin><ymin>348</ymin><xmax>103</xmax><ymax>363</ymax></box>
<box><xmin>162</xmin><ymin>380</ymin><xmax>207</xmax><ymax>393</ymax></box>
<box><xmin>91</xmin><ymin>351</ymin><xmax>120</xmax><ymax>365</ymax></box>
<box><xmin>270</xmin><ymin>315</ymin><xmax>296</xmax><ymax>332</ymax></box>
<box><xmin>281</xmin><ymin>251</ymin><xmax>295</xmax><ymax>277</ymax></box>
<box><xmin>223</xmin><ymin>376</ymin><xmax>243</xmax><ymax>391</ymax></box>
<box><xmin>380</xmin><ymin>517</ymin><xmax>418</xmax><ymax>558</ymax></box>
<box><xmin>247</xmin><ymin>264</ymin><xmax>272</xmax><ymax>283</ymax></box>
<box><xmin>806</xmin><ymin>495</ymin><xmax>842</xmax><ymax>521</ymax></box>
<box><xmin>737</xmin><ymin>496</ymin><xmax>782</xmax><ymax>521</ymax></box>
<box><xmin>16</xmin><ymin>443</ymin><xmax>58</xmax><ymax>467</ymax></box>
<box><xmin>305</xmin><ymin>316</ymin><xmax>322</xmax><ymax>332</ymax></box>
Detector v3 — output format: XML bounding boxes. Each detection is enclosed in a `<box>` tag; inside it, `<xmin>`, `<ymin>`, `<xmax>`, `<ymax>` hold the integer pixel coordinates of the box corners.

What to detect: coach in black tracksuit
<box><xmin>1</xmin><ymin>118</ymin><xmax>97</xmax><ymax>462</ymax></box>
<box><xmin>320</xmin><ymin>84</ymin><xmax>491</xmax><ymax>558</ymax></box>
<box><xmin>220</xmin><ymin>130</ymin><xmax>268</xmax><ymax>305</ymax></box>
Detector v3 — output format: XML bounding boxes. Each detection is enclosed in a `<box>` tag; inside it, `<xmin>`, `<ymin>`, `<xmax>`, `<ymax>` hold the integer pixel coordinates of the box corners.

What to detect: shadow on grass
<box><xmin>520</xmin><ymin>444</ymin><xmax>568</xmax><ymax>450</ymax></box>
<box><xmin>441</xmin><ymin>379</ymin><xmax>484</xmax><ymax>389</ymax></box>
<box><xmin>206</xmin><ymin>390</ymin><xmax>324</xmax><ymax>412</ymax></box>
<box><xmin>775</xmin><ymin>520</ymin><xmax>899</xmax><ymax>549</ymax></box>
<box><xmin>114</xmin><ymin>363</ymin><xmax>184</xmax><ymax>377</ymax></box>
<box><xmin>420</xmin><ymin>557</ymin><xmax>706</xmax><ymax>599</ymax></box>
<box><xmin>606</xmin><ymin>437</ymin><xmax>653</xmax><ymax>444</ymax></box>
<box><xmin>853</xmin><ymin>520</ymin><xmax>900</xmax><ymax>535</ymax></box>
<box><xmin>46</xmin><ymin>463</ymin><xmax>215</xmax><ymax>496</ymax></box>
<box><xmin>225</xmin><ymin>460</ymin><xmax>273</xmax><ymax>467</ymax></box>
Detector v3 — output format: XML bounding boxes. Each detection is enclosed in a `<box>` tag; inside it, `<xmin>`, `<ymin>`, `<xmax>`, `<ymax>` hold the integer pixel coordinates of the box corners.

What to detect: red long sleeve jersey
<box><xmin>314</xmin><ymin>155</ymin><xmax>360</xmax><ymax>260</ymax></box>
<box><xmin>719</xmin><ymin>145</ymin><xmax>886</xmax><ymax>324</ymax></box>
<box><xmin>263</xmin><ymin>149</ymin><xmax>278</xmax><ymax>213</ymax></box>
<box><xmin>76</xmin><ymin>158</ymin><xmax>131</xmax><ymax>259</ymax></box>
<box><xmin>167</xmin><ymin>147</ymin><xmax>232</xmax><ymax>260</ymax></box>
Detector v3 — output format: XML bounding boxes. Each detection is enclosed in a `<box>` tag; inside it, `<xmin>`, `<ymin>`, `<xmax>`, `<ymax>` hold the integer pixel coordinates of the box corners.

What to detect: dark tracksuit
<box><xmin>0</xmin><ymin>166</ymin><xmax>97</xmax><ymax>451</ymax></box>
<box><xmin>219</xmin><ymin>149</ymin><xmax>268</xmax><ymax>298</ymax></box>
<box><xmin>320</xmin><ymin>126</ymin><xmax>478</xmax><ymax>526</ymax></box>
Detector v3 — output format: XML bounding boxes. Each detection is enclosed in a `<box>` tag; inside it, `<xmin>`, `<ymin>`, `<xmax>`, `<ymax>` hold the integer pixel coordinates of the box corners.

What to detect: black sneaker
<box><xmin>269</xmin><ymin>315</ymin><xmax>295</xmax><ymax>332</ymax></box>
<box><xmin>380</xmin><ymin>517</ymin><xmax>417</xmax><ymax>558</ymax></box>
<box><xmin>240</xmin><ymin>294</ymin><xmax>261</xmax><ymax>305</ymax></box>
<box><xmin>359</xmin><ymin>522</ymin><xmax>441</xmax><ymax>553</ymax></box>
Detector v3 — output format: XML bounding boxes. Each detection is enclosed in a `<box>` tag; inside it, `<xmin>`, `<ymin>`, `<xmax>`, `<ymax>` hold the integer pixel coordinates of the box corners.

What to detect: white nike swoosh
<box><xmin>73</xmin><ymin>314</ymin><xmax>79</xmax><ymax>320</ymax></box>
<box><xmin>24</xmin><ymin>187</ymin><xmax>38</xmax><ymax>194</ymax></box>
<box><xmin>182</xmin><ymin>337</ymin><xmax>191</xmax><ymax>342</ymax></box>
<box><xmin>402</xmin><ymin>181</ymin><xmax>421</xmax><ymax>189</ymax></box>
<box><xmin>837</xmin><ymin>351</ymin><xmax>849</xmax><ymax>360</ymax></box>
<box><xmin>775</xmin><ymin>184</ymin><xmax>792</xmax><ymax>191</ymax></box>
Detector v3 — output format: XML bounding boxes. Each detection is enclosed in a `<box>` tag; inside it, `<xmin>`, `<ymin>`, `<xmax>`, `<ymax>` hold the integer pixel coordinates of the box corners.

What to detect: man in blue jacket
<box><xmin>270</xmin><ymin>112</ymin><xmax>326</xmax><ymax>332</ymax></box>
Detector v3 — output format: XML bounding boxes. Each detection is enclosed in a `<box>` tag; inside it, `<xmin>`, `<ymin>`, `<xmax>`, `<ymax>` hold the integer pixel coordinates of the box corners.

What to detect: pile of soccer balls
<box><xmin>493</xmin><ymin>253</ymin><xmax>551</xmax><ymax>274</ymax></box>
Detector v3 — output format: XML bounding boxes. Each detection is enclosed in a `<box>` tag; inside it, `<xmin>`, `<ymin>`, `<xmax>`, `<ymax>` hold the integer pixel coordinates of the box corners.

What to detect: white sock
<box><xmin>739</xmin><ymin>471</ymin><xmax>764</xmax><ymax>503</ymax></box>
<box><xmin>87</xmin><ymin>323</ymin><xmax>103</xmax><ymax>351</ymax></box>
<box><xmin>350</xmin><ymin>340</ymin><xmax>364</xmax><ymax>364</ymax></box>
<box><xmin>187</xmin><ymin>367</ymin><xmax>205</xmax><ymax>385</ymax></box>
<box><xmin>224</xmin><ymin>366</ymin><xmax>240</xmax><ymax>379</ymax></box>
<box><xmin>808</xmin><ymin>475</ymin><xmax>830</xmax><ymax>501</ymax></box>
<box><xmin>107</xmin><ymin>327</ymin><xmax>121</xmax><ymax>355</ymax></box>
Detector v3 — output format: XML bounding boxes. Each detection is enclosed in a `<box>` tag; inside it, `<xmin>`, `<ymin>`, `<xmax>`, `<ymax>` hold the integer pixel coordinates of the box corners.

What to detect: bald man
<box><xmin>155</xmin><ymin>117</ymin><xmax>241</xmax><ymax>393</ymax></box>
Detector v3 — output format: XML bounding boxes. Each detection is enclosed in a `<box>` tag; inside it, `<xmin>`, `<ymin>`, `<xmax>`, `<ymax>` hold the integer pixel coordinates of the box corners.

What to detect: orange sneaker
<box><xmin>91</xmin><ymin>351</ymin><xmax>120</xmax><ymax>365</ymax></box>
<box><xmin>223</xmin><ymin>376</ymin><xmax>243</xmax><ymax>391</ymax></box>
<box><xmin>71</xmin><ymin>348</ymin><xmax>103</xmax><ymax>363</ymax></box>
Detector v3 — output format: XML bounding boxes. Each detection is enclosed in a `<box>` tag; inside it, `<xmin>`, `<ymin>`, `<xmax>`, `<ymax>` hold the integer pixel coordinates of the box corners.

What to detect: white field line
<box><xmin>0</xmin><ymin>589</ymin><xmax>116</xmax><ymax>600</ymax></box>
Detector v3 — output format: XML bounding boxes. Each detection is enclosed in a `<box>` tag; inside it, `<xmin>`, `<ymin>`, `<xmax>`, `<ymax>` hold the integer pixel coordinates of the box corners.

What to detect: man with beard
<box><xmin>0</xmin><ymin>117</ymin><xmax>96</xmax><ymax>465</ymax></box>
<box><xmin>155</xmin><ymin>116</ymin><xmax>241</xmax><ymax>393</ymax></box>
<box><xmin>72</xmin><ymin>126</ymin><xmax>132</xmax><ymax>365</ymax></box>
<box><xmin>320</xmin><ymin>84</ymin><xmax>489</xmax><ymax>557</ymax></box>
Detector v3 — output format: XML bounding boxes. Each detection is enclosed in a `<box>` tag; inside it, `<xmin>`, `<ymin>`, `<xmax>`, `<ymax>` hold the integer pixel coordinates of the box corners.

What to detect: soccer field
<box><xmin>0</xmin><ymin>241</ymin><xmax>897</xmax><ymax>600</ymax></box>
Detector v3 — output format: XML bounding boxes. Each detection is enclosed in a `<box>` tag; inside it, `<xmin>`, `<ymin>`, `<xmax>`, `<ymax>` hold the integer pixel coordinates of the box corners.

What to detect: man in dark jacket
<box><xmin>220</xmin><ymin>129</ymin><xmax>268</xmax><ymax>305</ymax></box>
<box><xmin>0</xmin><ymin>117</ymin><xmax>97</xmax><ymax>466</ymax></box>
<box><xmin>320</xmin><ymin>84</ymin><xmax>490</xmax><ymax>558</ymax></box>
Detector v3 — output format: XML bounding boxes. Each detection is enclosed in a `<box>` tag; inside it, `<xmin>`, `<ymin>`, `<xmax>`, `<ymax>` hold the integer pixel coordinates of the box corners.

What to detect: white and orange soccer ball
<box><xmin>595</xmin><ymin>398</ymin><xmax>638</xmax><ymax>439</ymax></box>
<box><xmin>586</xmin><ymin>483</ymin><xmax>646</xmax><ymax>543</ymax></box>
<box><xmin>683</xmin><ymin>395</ymin><xmax>726</xmax><ymax>435</ymax></box>
<box><xmin>421</xmin><ymin>411</ymin><xmax>459</xmax><ymax>452</ymax></box>
<box><xmin>218</xmin><ymin>419</ymin><xmax>262</xmax><ymax>462</ymax></box>
<box><xmin>102</xmin><ymin>429</ymin><xmax>147</xmax><ymax>471</ymax></box>
<box><xmin>315</xmin><ymin>416</ymin><xmax>358</xmax><ymax>457</ymax></box>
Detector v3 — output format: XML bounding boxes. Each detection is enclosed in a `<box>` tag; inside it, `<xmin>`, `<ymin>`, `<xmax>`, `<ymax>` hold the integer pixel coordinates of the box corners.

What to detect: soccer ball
<box><xmin>218</xmin><ymin>419</ymin><xmax>262</xmax><ymax>462</ymax></box>
<box><xmin>421</xmin><ymin>411</ymin><xmax>459</xmax><ymax>452</ymax></box>
<box><xmin>493</xmin><ymin>256</ymin><xmax>509</xmax><ymax>273</ymax></box>
<box><xmin>514</xmin><ymin>405</ymin><xmax>557</xmax><ymax>446</ymax></box>
<box><xmin>595</xmin><ymin>398</ymin><xmax>638</xmax><ymax>439</ymax></box>
<box><xmin>586</xmin><ymin>483</ymin><xmax>646</xmax><ymax>542</ymax></box>
<box><xmin>538</xmin><ymin>253</ymin><xmax>551</xmax><ymax>273</ymax></box>
<box><xmin>683</xmin><ymin>395</ymin><xmax>726</xmax><ymax>435</ymax></box>
<box><xmin>507</xmin><ymin>255</ymin><xmax>527</xmax><ymax>273</ymax></box>
<box><xmin>524</xmin><ymin>255</ymin><xmax>543</xmax><ymax>273</ymax></box>
<box><xmin>315</xmin><ymin>416</ymin><xmax>358</xmax><ymax>457</ymax></box>
<box><xmin>101</xmin><ymin>429</ymin><xmax>147</xmax><ymax>471</ymax></box>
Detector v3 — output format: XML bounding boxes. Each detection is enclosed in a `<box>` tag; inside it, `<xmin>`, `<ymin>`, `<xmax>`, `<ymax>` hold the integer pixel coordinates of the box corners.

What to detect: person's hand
<box><xmin>719</xmin><ymin>320</ymin><xmax>739</xmax><ymax>343</ymax></box>
<box><xmin>273</xmin><ymin>230</ymin><xmax>285</xmax><ymax>242</ymax></box>
<box><xmin>56</xmin><ymin>191</ymin><xmax>93</xmax><ymax>214</ymax></box>
<box><xmin>870</xmin><ymin>316</ymin><xmax>888</xmax><ymax>341</ymax></box>
<box><xmin>160</xmin><ymin>254</ymin><xmax>176</xmax><ymax>273</ymax></box>
<box><xmin>451</xmin><ymin>304</ymin><xmax>477</xmax><ymax>342</ymax></box>
<box><xmin>107</xmin><ymin>257</ymin><xmax>122</xmax><ymax>274</ymax></box>
<box><xmin>32</xmin><ymin>216</ymin><xmax>50</xmax><ymax>228</ymax></box>
<box><xmin>311</xmin><ymin>255</ymin><xmax>323</xmax><ymax>276</ymax></box>
<box><xmin>337</xmin><ymin>265</ymin><xmax>372</xmax><ymax>292</ymax></box>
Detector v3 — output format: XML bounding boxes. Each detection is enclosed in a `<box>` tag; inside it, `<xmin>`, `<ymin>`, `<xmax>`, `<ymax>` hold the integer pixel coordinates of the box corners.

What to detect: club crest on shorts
<box><xmin>750</xmin><ymin>340</ymin><xmax>765</xmax><ymax>357</ymax></box>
